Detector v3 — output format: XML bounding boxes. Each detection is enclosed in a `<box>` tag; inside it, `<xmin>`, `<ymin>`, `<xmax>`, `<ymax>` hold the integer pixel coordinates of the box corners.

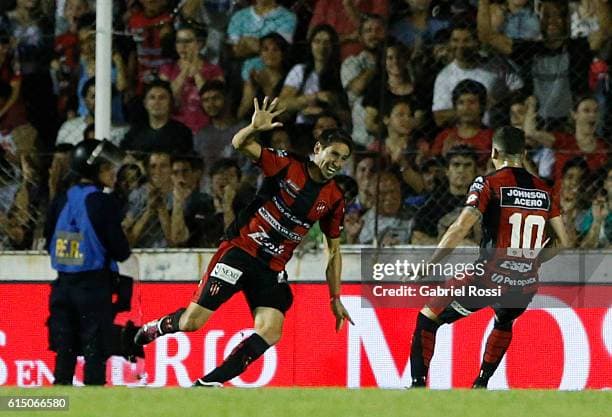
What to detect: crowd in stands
<box><xmin>0</xmin><ymin>0</ymin><xmax>610</xmax><ymax>250</ymax></box>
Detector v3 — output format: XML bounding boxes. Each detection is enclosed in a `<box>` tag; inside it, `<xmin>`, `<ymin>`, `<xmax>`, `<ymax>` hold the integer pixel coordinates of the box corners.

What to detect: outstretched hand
<box><xmin>251</xmin><ymin>96</ymin><xmax>285</xmax><ymax>132</ymax></box>
<box><xmin>331</xmin><ymin>298</ymin><xmax>355</xmax><ymax>332</ymax></box>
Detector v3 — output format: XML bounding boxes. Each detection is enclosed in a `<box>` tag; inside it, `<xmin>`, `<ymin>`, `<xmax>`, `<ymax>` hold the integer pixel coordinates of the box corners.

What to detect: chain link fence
<box><xmin>0</xmin><ymin>0</ymin><xmax>610</xmax><ymax>251</ymax></box>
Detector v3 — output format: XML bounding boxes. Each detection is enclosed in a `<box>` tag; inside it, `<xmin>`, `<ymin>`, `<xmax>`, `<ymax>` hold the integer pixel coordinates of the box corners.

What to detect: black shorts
<box><xmin>192</xmin><ymin>242</ymin><xmax>293</xmax><ymax>314</ymax></box>
<box><xmin>426</xmin><ymin>275</ymin><xmax>535</xmax><ymax>325</ymax></box>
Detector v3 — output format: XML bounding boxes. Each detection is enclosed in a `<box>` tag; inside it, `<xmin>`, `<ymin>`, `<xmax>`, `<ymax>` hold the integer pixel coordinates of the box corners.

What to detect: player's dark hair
<box><xmin>492</xmin><ymin>126</ymin><xmax>526</xmax><ymax>156</ymax></box>
<box><xmin>445</xmin><ymin>145</ymin><xmax>478</xmax><ymax>167</ymax></box>
<box><xmin>452</xmin><ymin>79</ymin><xmax>487</xmax><ymax>110</ymax></box>
<box><xmin>210</xmin><ymin>157</ymin><xmax>241</xmax><ymax>180</ymax></box>
<box><xmin>317</xmin><ymin>128</ymin><xmax>355</xmax><ymax>156</ymax></box>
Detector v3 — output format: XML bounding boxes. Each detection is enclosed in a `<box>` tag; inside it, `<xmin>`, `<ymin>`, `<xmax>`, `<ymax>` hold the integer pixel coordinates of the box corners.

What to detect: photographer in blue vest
<box><xmin>44</xmin><ymin>139</ymin><xmax>131</xmax><ymax>385</ymax></box>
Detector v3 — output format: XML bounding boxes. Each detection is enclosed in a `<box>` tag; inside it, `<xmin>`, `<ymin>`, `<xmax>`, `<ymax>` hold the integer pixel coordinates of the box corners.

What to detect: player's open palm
<box><xmin>251</xmin><ymin>96</ymin><xmax>284</xmax><ymax>132</ymax></box>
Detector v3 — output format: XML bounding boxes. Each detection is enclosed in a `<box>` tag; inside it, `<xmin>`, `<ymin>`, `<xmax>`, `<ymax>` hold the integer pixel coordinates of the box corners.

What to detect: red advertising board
<box><xmin>0</xmin><ymin>283</ymin><xmax>610</xmax><ymax>389</ymax></box>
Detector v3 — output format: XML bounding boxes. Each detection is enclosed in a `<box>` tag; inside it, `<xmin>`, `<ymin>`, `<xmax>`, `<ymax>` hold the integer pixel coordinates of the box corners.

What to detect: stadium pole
<box><xmin>94</xmin><ymin>0</ymin><xmax>112</xmax><ymax>140</ymax></box>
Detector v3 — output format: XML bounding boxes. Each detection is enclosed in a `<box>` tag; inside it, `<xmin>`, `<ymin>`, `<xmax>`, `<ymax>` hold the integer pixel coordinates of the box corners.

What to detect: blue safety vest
<box><xmin>50</xmin><ymin>184</ymin><xmax>118</xmax><ymax>273</ymax></box>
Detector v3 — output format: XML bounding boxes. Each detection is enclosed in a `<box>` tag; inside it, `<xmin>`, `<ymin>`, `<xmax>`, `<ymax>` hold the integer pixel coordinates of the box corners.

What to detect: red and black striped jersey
<box><xmin>225</xmin><ymin>148</ymin><xmax>345</xmax><ymax>272</ymax></box>
<box><xmin>465</xmin><ymin>167</ymin><xmax>561</xmax><ymax>286</ymax></box>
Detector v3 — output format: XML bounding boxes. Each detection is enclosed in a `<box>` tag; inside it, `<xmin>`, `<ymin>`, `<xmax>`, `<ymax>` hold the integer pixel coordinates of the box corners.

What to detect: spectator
<box><xmin>432</xmin><ymin>20</ymin><xmax>523</xmax><ymax>128</ymax></box>
<box><xmin>0</xmin><ymin>29</ymin><xmax>25</xmax><ymax>129</ymax></box>
<box><xmin>75</xmin><ymin>13</ymin><xmax>127</xmax><ymax>124</ymax></box>
<box><xmin>238</xmin><ymin>32</ymin><xmax>290</xmax><ymax>120</ymax></box>
<box><xmin>167</xmin><ymin>154</ymin><xmax>219</xmax><ymax>247</ymax></box>
<box><xmin>279</xmin><ymin>24</ymin><xmax>348</xmax><ymax>125</ymax></box>
<box><xmin>227</xmin><ymin>0</ymin><xmax>296</xmax><ymax>61</ymax></box>
<box><xmin>513</xmin><ymin>95</ymin><xmax>555</xmax><ymax>180</ymax></box>
<box><xmin>127</xmin><ymin>0</ymin><xmax>174</xmax><ymax>93</ymax></box>
<box><xmin>0</xmin><ymin>78</ymin><xmax>27</xmax><ymax>133</ymax></box>
<box><xmin>488</xmin><ymin>0</ymin><xmax>540</xmax><ymax>40</ymax></box>
<box><xmin>345</xmin><ymin>171</ymin><xmax>412</xmax><ymax>245</ymax></box>
<box><xmin>558</xmin><ymin>157</ymin><xmax>590</xmax><ymax>247</ymax></box>
<box><xmin>369</xmin><ymin>98</ymin><xmax>430</xmax><ymax>196</ymax></box>
<box><xmin>390</xmin><ymin>0</ymin><xmax>450</xmax><ymax>50</ymax></box>
<box><xmin>577</xmin><ymin>165</ymin><xmax>611</xmax><ymax>248</ymax></box>
<box><xmin>477</xmin><ymin>0</ymin><xmax>609</xmax><ymax>128</ymax></box>
<box><xmin>194</xmin><ymin>80</ymin><xmax>246</xmax><ymax>175</ymax></box>
<box><xmin>522</xmin><ymin>95</ymin><xmax>608</xmax><ymax>183</ymax></box>
<box><xmin>114</xmin><ymin>162</ymin><xmax>145</xmax><ymax>219</ymax></box>
<box><xmin>123</xmin><ymin>151</ymin><xmax>173</xmax><ymax>248</ymax></box>
<box><xmin>47</xmin><ymin>143</ymin><xmax>74</xmax><ymax>201</ymax></box>
<box><xmin>341</xmin><ymin>13</ymin><xmax>386</xmax><ymax>107</ymax></box>
<box><xmin>431</xmin><ymin>79</ymin><xmax>493</xmax><ymax>167</ymax></box>
<box><xmin>160</xmin><ymin>25</ymin><xmax>224</xmax><ymax>134</ymax></box>
<box><xmin>177</xmin><ymin>0</ymin><xmax>236</xmax><ymax>65</ymax></box>
<box><xmin>7</xmin><ymin>0</ymin><xmax>57</xmax><ymax>148</ymax></box>
<box><xmin>308</xmin><ymin>0</ymin><xmax>389</xmax><ymax>60</ymax></box>
<box><xmin>52</xmin><ymin>0</ymin><xmax>91</xmax><ymax>118</ymax></box>
<box><xmin>56</xmin><ymin>78</ymin><xmax>127</xmax><ymax>146</ymax></box>
<box><xmin>120</xmin><ymin>79</ymin><xmax>193</xmax><ymax>156</ymax></box>
<box><xmin>209</xmin><ymin>157</ymin><xmax>244</xmax><ymax>230</ymax></box>
<box><xmin>359</xmin><ymin>39</ymin><xmax>425</xmax><ymax>147</ymax></box>
<box><xmin>410</xmin><ymin>145</ymin><xmax>478</xmax><ymax>245</ymax></box>
<box><xmin>349</xmin><ymin>152</ymin><xmax>376</xmax><ymax>214</ymax></box>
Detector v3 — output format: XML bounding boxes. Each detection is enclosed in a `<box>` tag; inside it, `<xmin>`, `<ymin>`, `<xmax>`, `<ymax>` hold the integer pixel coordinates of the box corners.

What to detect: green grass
<box><xmin>0</xmin><ymin>387</ymin><xmax>611</xmax><ymax>417</ymax></box>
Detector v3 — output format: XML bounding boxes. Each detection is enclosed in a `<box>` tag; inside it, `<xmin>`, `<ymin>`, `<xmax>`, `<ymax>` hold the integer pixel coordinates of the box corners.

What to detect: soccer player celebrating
<box><xmin>134</xmin><ymin>97</ymin><xmax>354</xmax><ymax>386</ymax></box>
<box><xmin>409</xmin><ymin>126</ymin><xmax>570</xmax><ymax>389</ymax></box>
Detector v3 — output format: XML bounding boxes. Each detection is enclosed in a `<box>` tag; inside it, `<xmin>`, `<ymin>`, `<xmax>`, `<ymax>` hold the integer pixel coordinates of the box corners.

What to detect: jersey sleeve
<box><xmin>256</xmin><ymin>148</ymin><xmax>293</xmax><ymax>177</ymax></box>
<box><xmin>465</xmin><ymin>175</ymin><xmax>491</xmax><ymax>214</ymax></box>
<box><xmin>319</xmin><ymin>198</ymin><xmax>346</xmax><ymax>239</ymax></box>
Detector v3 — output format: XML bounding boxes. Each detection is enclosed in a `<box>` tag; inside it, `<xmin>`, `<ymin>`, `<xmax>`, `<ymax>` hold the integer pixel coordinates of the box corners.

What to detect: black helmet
<box><xmin>70</xmin><ymin>139</ymin><xmax>125</xmax><ymax>181</ymax></box>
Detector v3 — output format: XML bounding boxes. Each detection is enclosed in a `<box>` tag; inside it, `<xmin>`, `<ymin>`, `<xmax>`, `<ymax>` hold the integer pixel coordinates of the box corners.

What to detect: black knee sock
<box><xmin>410</xmin><ymin>313</ymin><xmax>440</xmax><ymax>386</ymax></box>
<box><xmin>202</xmin><ymin>333</ymin><xmax>270</xmax><ymax>383</ymax></box>
<box><xmin>476</xmin><ymin>321</ymin><xmax>513</xmax><ymax>385</ymax></box>
<box><xmin>159</xmin><ymin>308</ymin><xmax>186</xmax><ymax>335</ymax></box>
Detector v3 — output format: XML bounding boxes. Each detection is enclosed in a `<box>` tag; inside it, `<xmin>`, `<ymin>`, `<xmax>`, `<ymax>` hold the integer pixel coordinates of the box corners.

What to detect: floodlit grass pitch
<box><xmin>0</xmin><ymin>387</ymin><xmax>610</xmax><ymax>417</ymax></box>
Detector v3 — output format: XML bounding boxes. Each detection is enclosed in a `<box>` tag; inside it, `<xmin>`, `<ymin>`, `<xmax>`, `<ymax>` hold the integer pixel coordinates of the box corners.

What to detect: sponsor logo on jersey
<box><xmin>500</xmin><ymin>187</ymin><xmax>551</xmax><ymax>210</ymax></box>
<box><xmin>466</xmin><ymin>193</ymin><xmax>478</xmax><ymax>205</ymax></box>
<box><xmin>274</xmin><ymin>149</ymin><xmax>288</xmax><ymax>157</ymax></box>
<box><xmin>211</xmin><ymin>263</ymin><xmax>243</xmax><ymax>285</ymax></box>
<box><xmin>258</xmin><ymin>207</ymin><xmax>302</xmax><ymax>242</ymax></box>
<box><xmin>272</xmin><ymin>196</ymin><xmax>311</xmax><ymax>228</ymax></box>
<box><xmin>498</xmin><ymin>259</ymin><xmax>534</xmax><ymax>273</ymax></box>
<box><xmin>315</xmin><ymin>201</ymin><xmax>327</xmax><ymax>214</ymax></box>
<box><xmin>469</xmin><ymin>176</ymin><xmax>485</xmax><ymax>192</ymax></box>
<box><xmin>248</xmin><ymin>226</ymin><xmax>285</xmax><ymax>255</ymax></box>
<box><xmin>280</xmin><ymin>179</ymin><xmax>301</xmax><ymax>198</ymax></box>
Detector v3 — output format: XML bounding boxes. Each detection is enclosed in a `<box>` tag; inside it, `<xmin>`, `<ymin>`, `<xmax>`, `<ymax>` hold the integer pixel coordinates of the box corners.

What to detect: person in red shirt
<box><xmin>431</xmin><ymin>79</ymin><xmax>493</xmax><ymax>167</ymax></box>
<box><xmin>128</xmin><ymin>0</ymin><xmax>174</xmax><ymax>93</ymax></box>
<box><xmin>551</xmin><ymin>96</ymin><xmax>608</xmax><ymax>184</ymax></box>
<box><xmin>409</xmin><ymin>126</ymin><xmax>570</xmax><ymax>389</ymax></box>
<box><xmin>134</xmin><ymin>96</ymin><xmax>354</xmax><ymax>386</ymax></box>
<box><xmin>160</xmin><ymin>25</ymin><xmax>224</xmax><ymax>134</ymax></box>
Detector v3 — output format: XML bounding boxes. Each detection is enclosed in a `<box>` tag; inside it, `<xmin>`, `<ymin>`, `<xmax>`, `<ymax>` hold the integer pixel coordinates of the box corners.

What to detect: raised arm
<box><xmin>477</xmin><ymin>0</ymin><xmax>514</xmax><ymax>55</ymax></box>
<box><xmin>589</xmin><ymin>0</ymin><xmax>612</xmax><ymax>50</ymax></box>
<box><xmin>232</xmin><ymin>96</ymin><xmax>284</xmax><ymax>162</ymax></box>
